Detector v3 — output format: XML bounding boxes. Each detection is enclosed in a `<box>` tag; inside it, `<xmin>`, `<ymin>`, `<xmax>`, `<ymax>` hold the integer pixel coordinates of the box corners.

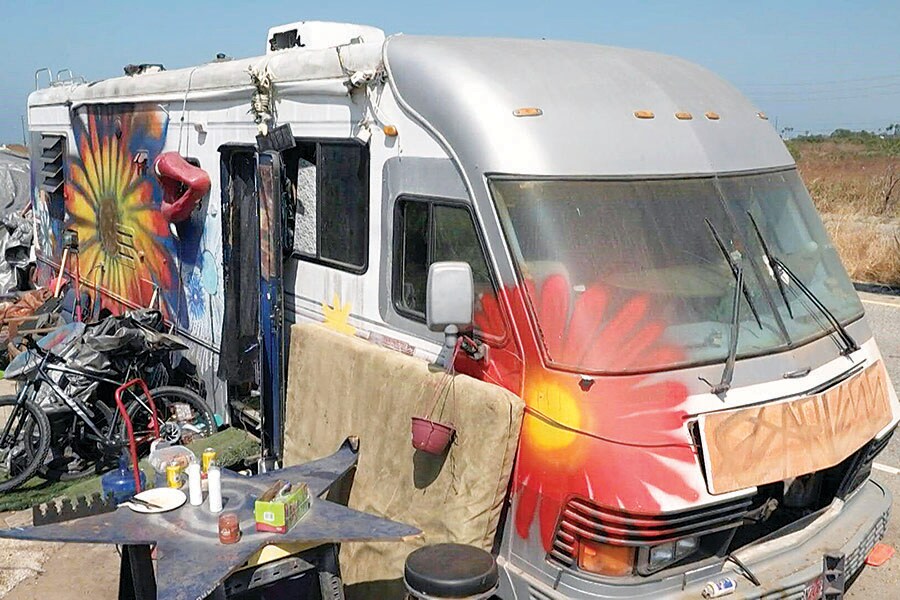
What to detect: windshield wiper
<box><xmin>703</xmin><ymin>221</ymin><xmax>749</xmax><ymax>396</ymax></box>
<box><xmin>747</xmin><ymin>212</ymin><xmax>794</xmax><ymax>320</ymax></box>
<box><xmin>745</xmin><ymin>212</ymin><xmax>860</xmax><ymax>356</ymax></box>
<box><xmin>705</xmin><ymin>220</ymin><xmax>762</xmax><ymax>329</ymax></box>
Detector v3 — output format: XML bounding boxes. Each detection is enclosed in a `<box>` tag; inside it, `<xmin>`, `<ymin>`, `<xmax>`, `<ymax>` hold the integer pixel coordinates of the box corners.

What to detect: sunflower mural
<box><xmin>456</xmin><ymin>279</ymin><xmax>699</xmax><ymax>552</ymax></box>
<box><xmin>65</xmin><ymin>105</ymin><xmax>178</xmax><ymax>317</ymax></box>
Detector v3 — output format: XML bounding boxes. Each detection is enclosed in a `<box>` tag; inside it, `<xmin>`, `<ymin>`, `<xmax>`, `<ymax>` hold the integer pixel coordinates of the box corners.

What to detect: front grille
<box><xmin>838</xmin><ymin>429</ymin><xmax>894</xmax><ymax>497</ymax></box>
<box><xmin>549</xmin><ymin>496</ymin><xmax>752</xmax><ymax>568</ymax></box>
<box><xmin>756</xmin><ymin>506</ymin><xmax>890</xmax><ymax>600</ymax></box>
<box><xmin>846</xmin><ymin>504</ymin><xmax>890</xmax><ymax>576</ymax></box>
<box><xmin>527</xmin><ymin>585</ymin><xmax>557</xmax><ymax>600</ymax></box>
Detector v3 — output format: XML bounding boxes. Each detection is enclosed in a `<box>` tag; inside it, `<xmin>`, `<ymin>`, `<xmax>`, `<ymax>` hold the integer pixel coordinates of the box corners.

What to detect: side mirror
<box><xmin>426</xmin><ymin>262</ymin><xmax>474</xmax><ymax>368</ymax></box>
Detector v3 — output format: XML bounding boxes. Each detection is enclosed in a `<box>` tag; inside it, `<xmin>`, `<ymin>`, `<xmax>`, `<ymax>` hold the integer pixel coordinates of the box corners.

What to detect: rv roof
<box><xmin>27</xmin><ymin>41</ymin><xmax>383</xmax><ymax>106</ymax></box>
<box><xmin>28</xmin><ymin>33</ymin><xmax>793</xmax><ymax>177</ymax></box>
<box><xmin>385</xmin><ymin>36</ymin><xmax>794</xmax><ymax>177</ymax></box>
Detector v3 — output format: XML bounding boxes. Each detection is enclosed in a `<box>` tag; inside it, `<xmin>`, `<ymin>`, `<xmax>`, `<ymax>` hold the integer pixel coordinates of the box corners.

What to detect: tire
<box><xmin>0</xmin><ymin>395</ymin><xmax>51</xmax><ymax>493</ymax></box>
<box><xmin>33</xmin><ymin>412</ymin><xmax>108</xmax><ymax>482</ymax></box>
<box><xmin>122</xmin><ymin>386</ymin><xmax>217</xmax><ymax>453</ymax></box>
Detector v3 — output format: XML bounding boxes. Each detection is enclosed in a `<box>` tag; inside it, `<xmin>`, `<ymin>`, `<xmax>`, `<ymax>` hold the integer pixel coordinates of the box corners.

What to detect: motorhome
<box><xmin>26</xmin><ymin>21</ymin><xmax>898</xmax><ymax>598</ymax></box>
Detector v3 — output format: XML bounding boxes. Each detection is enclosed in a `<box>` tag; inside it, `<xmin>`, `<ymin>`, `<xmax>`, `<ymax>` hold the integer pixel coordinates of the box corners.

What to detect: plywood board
<box><xmin>701</xmin><ymin>361</ymin><xmax>893</xmax><ymax>494</ymax></box>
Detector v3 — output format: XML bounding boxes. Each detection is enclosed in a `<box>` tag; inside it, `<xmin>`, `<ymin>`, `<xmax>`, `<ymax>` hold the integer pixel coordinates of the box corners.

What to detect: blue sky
<box><xmin>1</xmin><ymin>0</ymin><xmax>898</xmax><ymax>142</ymax></box>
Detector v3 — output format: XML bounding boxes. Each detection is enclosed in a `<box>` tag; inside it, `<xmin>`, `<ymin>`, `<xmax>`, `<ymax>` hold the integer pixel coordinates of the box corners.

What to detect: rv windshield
<box><xmin>490</xmin><ymin>170</ymin><xmax>863</xmax><ymax>373</ymax></box>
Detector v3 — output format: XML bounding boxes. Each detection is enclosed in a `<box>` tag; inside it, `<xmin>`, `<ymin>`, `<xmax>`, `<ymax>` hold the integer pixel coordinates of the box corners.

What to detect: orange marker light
<box><xmin>705</xmin><ymin>111</ymin><xmax>721</xmax><ymax>120</ymax></box>
<box><xmin>675</xmin><ymin>111</ymin><xmax>693</xmax><ymax>120</ymax></box>
<box><xmin>383</xmin><ymin>125</ymin><xmax>399</xmax><ymax>137</ymax></box>
<box><xmin>578</xmin><ymin>541</ymin><xmax>635</xmax><ymax>576</ymax></box>
<box><xmin>513</xmin><ymin>107</ymin><xmax>543</xmax><ymax>117</ymax></box>
<box><xmin>634</xmin><ymin>110</ymin><xmax>655</xmax><ymax>119</ymax></box>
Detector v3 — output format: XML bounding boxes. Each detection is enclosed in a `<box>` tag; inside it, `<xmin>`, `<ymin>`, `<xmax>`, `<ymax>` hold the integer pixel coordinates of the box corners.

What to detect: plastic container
<box><xmin>218</xmin><ymin>512</ymin><xmax>240</xmax><ymax>544</ymax></box>
<box><xmin>101</xmin><ymin>454</ymin><xmax>147</xmax><ymax>504</ymax></box>
<box><xmin>411</xmin><ymin>417</ymin><xmax>456</xmax><ymax>455</ymax></box>
<box><xmin>148</xmin><ymin>440</ymin><xmax>195</xmax><ymax>487</ymax></box>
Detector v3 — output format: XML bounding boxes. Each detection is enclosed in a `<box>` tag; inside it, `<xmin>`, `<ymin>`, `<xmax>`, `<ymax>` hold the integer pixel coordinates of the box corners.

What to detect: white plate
<box><xmin>126</xmin><ymin>487</ymin><xmax>187</xmax><ymax>514</ymax></box>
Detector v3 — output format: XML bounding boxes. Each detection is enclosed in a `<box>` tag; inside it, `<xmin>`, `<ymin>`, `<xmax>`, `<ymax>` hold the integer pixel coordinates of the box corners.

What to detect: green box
<box><xmin>254</xmin><ymin>482</ymin><xmax>310</xmax><ymax>534</ymax></box>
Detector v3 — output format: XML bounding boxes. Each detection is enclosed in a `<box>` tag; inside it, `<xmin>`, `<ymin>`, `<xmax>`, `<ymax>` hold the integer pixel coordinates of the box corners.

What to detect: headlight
<box><xmin>639</xmin><ymin>537</ymin><xmax>699</xmax><ymax>575</ymax></box>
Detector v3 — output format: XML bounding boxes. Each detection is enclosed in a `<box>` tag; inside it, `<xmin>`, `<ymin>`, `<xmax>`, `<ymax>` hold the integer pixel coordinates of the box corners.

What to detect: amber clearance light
<box><xmin>513</xmin><ymin>107</ymin><xmax>544</xmax><ymax>117</ymax></box>
<box><xmin>577</xmin><ymin>540</ymin><xmax>635</xmax><ymax>576</ymax></box>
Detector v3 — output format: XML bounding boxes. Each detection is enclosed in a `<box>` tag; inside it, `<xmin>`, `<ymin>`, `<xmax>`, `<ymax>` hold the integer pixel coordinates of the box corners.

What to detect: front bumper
<box><xmin>502</xmin><ymin>479</ymin><xmax>891</xmax><ymax>599</ymax></box>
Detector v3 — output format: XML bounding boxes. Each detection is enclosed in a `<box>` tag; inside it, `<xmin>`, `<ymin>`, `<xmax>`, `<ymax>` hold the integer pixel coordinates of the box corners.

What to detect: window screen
<box><xmin>286</xmin><ymin>141</ymin><xmax>368</xmax><ymax>273</ymax></box>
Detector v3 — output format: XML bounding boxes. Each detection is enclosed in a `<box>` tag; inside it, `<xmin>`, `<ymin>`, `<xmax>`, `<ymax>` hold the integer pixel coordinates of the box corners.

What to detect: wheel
<box><xmin>122</xmin><ymin>386</ymin><xmax>217</xmax><ymax>454</ymax></box>
<box><xmin>32</xmin><ymin>411</ymin><xmax>108</xmax><ymax>481</ymax></box>
<box><xmin>0</xmin><ymin>394</ymin><xmax>51</xmax><ymax>492</ymax></box>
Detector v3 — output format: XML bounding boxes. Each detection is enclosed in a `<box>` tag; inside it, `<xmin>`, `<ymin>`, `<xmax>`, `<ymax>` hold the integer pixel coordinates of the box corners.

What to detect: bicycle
<box><xmin>0</xmin><ymin>318</ymin><xmax>217</xmax><ymax>490</ymax></box>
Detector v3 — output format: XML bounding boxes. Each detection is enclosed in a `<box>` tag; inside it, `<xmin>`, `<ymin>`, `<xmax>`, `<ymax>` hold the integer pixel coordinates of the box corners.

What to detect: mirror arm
<box><xmin>432</xmin><ymin>324</ymin><xmax>460</xmax><ymax>370</ymax></box>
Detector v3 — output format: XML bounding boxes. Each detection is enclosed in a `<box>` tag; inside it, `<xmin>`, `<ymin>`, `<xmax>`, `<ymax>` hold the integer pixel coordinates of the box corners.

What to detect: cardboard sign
<box><xmin>701</xmin><ymin>361</ymin><xmax>893</xmax><ymax>494</ymax></box>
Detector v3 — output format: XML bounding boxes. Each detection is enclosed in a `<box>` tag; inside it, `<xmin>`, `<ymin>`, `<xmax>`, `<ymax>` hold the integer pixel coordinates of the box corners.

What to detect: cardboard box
<box><xmin>254</xmin><ymin>482</ymin><xmax>310</xmax><ymax>534</ymax></box>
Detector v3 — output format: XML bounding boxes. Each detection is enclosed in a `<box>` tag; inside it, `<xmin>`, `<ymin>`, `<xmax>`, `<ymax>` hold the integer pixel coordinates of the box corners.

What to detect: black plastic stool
<box><xmin>404</xmin><ymin>543</ymin><xmax>499</xmax><ymax>599</ymax></box>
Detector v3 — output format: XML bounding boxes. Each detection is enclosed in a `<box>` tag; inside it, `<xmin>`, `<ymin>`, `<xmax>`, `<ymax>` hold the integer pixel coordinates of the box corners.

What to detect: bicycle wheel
<box><xmin>0</xmin><ymin>394</ymin><xmax>51</xmax><ymax>492</ymax></box>
<box><xmin>33</xmin><ymin>411</ymin><xmax>109</xmax><ymax>481</ymax></box>
<box><xmin>123</xmin><ymin>386</ymin><xmax>217</xmax><ymax>453</ymax></box>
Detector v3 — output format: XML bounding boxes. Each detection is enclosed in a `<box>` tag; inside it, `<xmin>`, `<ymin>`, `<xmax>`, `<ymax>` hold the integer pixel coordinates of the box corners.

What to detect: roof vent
<box><xmin>266</xmin><ymin>21</ymin><xmax>385</xmax><ymax>54</ymax></box>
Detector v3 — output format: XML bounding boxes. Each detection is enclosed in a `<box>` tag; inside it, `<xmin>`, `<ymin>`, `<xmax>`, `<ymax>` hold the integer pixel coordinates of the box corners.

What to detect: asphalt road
<box><xmin>847</xmin><ymin>292</ymin><xmax>900</xmax><ymax>599</ymax></box>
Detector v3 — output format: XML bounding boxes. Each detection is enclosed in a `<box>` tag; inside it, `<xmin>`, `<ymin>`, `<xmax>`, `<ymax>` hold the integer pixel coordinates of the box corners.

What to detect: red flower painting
<box><xmin>460</xmin><ymin>275</ymin><xmax>701</xmax><ymax>551</ymax></box>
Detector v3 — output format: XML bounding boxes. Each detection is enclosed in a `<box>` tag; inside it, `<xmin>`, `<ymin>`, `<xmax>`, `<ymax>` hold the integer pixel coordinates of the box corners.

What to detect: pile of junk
<box><xmin>0</xmin><ymin>146</ymin><xmax>219</xmax><ymax>493</ymax></box>
<box><xmin>2</xmin><ymin>303</ymin><xmax>218</xmax><ymax>489</ymax></box>
<box><xmin>0</xmin><ymin>145</ymin><xmax>39</xmax><ymax>365</ymax></box>
<box><xmin>0</xmin><ymin>146</ymin><xmax>34</xmax><ymax>297</ymax></box>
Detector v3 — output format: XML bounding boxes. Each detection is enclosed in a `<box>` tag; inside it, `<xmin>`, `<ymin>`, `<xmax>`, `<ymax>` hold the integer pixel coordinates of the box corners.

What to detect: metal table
<box><xmin>0</xmin><ymin>439</ymin><xmax>419</xmax><ymax>600</ymax></box>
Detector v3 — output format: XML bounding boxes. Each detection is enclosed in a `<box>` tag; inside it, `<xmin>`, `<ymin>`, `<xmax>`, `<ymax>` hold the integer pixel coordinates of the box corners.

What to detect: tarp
<box><xmin>283</xmin><ymin>323</ymin><xmax>524</xmax><ymax>597</ymax></box>
<box><xmin>0</xmin><ymin>148</ymin><xmax>32</xmax><ymax>294</ymax></box>
<box><xmin>0</xmin><ymin>148</ymin><xmax>29</xmax><ymax>214</ymax></box>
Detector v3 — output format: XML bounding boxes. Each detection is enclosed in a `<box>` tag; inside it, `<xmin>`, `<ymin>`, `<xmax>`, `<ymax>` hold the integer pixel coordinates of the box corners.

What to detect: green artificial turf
<box><xmin>0</xmin><ymin>427</ymin><xmax>260</xmax><ymax>512</ymax></box>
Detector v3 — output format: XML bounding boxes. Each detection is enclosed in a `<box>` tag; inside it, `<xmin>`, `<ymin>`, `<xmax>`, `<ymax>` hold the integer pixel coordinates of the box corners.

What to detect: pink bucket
<box><xmin>411</xmin><ymin>417</ymin><xmax>456</xmax><ymax>455</ymax></box>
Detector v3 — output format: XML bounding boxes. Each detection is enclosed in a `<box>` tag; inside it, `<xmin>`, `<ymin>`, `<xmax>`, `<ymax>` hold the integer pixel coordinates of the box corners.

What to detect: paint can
<box><xmin>702</xmin><ymin>578</ymin><xmax>736</xmax><ymax>598</ymax></box>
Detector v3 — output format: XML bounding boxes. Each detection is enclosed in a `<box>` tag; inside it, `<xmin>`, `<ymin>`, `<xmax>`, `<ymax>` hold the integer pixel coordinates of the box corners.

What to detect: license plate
<box><xmin>803</xmin><ymin>576</ymin><xmax>823</xmax><ymax>600</ymax></box>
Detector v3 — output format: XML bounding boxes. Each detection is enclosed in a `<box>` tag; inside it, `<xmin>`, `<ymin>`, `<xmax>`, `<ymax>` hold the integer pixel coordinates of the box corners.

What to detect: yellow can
<box><xmin>201</xmin><ymin>448</ymin><xmax>217</xmax><ymax>474</ymax></box>
<box><xmin>166</xmin><ymin>462</ymin><xmax>183</xmax><ymax>488</ymax></box>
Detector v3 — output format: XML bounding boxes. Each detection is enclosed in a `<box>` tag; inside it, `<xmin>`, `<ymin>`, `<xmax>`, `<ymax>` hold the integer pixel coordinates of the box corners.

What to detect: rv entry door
<box><xmin>218</xmin><ymin>147</ymin><xmax>286</xmax><ymax>461</ymax></box>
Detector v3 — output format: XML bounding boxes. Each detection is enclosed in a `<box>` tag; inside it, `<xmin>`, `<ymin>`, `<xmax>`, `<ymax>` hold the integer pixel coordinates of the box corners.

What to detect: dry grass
<box><xmin>821</xmin><ymin>215</ymin><xmax>900</xmax><ymax>286</ymax></box>
<box><xmin>791</xmin><ymin>139</ymin><xmax>900</xmax><ymax>285</ymax></box>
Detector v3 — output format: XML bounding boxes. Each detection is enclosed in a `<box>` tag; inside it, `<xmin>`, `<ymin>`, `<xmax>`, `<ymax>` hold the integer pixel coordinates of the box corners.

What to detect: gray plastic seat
<box><xmin>404</xmin><ymin>543</ymin><xmax>499</xmax><ymax>599</ymax></box>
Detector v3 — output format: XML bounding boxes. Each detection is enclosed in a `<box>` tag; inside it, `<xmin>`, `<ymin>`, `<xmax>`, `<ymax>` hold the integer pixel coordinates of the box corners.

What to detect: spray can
<box><xmin>702</xmin><ymin>578</ymin><xmax>736</xmax><ymax>598</ymax></box>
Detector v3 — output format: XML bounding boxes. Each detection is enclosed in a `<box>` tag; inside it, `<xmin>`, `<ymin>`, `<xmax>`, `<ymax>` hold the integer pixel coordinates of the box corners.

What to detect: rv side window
<box><xmin>393</xmin><ymin>199</ymin><xmax>502</xmax><ymax>336</ymax></box>
<box><xmin>286</xmin><ymin>140</ymin><xmax>369</xmax><ymax>273</ymax></box>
